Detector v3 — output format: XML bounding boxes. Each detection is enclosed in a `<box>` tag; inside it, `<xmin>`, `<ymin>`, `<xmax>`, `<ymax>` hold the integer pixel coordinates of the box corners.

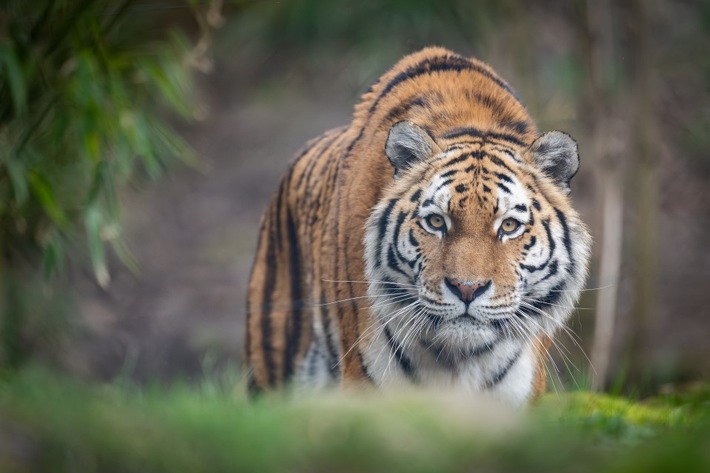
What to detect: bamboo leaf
<box><xmin>5</xmin><ymin>158</ymin><xmax>29</xmax><ymax>205</ymax></box>
<box><xmin>0</xmin><ymin>0</ymin><xmax>208</xmax><ymax>283</ymax></box>
<box><xmin>28</xmin><ymin>170</ymin><xmax>68</xmax><ymax>228</ymax></box>
<box><xmin>84</xmin><ymin>203</ymin><xmax>109</xmax><ymax>288</ymax></box>
<box><xmin>0</xmin><ymin>40</ymin><xmax>27</xmax><ymax>117</ymax></box>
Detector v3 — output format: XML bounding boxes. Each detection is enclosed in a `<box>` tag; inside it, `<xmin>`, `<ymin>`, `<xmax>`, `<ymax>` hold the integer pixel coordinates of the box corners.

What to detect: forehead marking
<box><xmin>416</xmin><ymin>148</ymin><xmax>530</xmax><ymax>218</ymax></box>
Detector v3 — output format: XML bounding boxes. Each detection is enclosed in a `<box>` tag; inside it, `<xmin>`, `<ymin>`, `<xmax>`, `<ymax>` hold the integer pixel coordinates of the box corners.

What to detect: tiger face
<box><xmin>364</xmin><ymin>121</ymin><xmax>591</xmax><ymax>368</ymax></box>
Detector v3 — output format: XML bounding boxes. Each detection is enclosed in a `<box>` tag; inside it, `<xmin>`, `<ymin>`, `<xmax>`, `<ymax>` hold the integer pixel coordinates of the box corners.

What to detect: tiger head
<box><xmin>364</xmin><ymin>121</ymin><xmax>592</xmax><ymax>364</ymax></box>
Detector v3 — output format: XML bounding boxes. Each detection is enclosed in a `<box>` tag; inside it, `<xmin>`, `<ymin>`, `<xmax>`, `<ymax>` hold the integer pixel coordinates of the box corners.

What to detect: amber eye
<box><xmin>499</xmin><ymin>218</ymin><xmax>521</xmax><ymax>235</ymax></box>
<box><xmin>425</xmin><ymin>214</ymin><xmax>447</xmax><ymax>231</ymax></box>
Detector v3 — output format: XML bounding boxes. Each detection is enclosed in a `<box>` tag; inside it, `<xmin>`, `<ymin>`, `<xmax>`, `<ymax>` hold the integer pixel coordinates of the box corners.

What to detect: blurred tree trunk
<box><xmin>627</xmin><ymin>0</ymin><xmax>658</xmax><ymax>388</ymax></box>
<box><xmin>581</xmin><ymin>0</ymin><xmax>625</xmax><ymax>391</ymax></box>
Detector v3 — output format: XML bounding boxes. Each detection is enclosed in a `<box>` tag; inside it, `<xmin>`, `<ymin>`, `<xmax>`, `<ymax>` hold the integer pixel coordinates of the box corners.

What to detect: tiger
<box><xmin>245</xmin><ymin>47</ymin><xmax>592</xmax><ymax>405</ymax></box>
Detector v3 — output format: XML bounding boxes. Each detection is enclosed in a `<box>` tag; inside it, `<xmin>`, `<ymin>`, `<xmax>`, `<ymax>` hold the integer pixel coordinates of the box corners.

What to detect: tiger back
<box><xmin>245</xmin><ymin>47</ymin><xmax>591</xmax><ymax>405</ymax></box>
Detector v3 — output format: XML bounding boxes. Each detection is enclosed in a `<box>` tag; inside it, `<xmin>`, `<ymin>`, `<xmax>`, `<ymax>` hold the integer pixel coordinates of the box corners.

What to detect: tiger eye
<box><xmin>426</xmin><ymin>214</ymin><xmax>446</xmax><ymax>230</ymax></box>
<box><xmin>500</xmin><ymin>218</ymin><xmax>520</xmax><ymax>234</ymax></box>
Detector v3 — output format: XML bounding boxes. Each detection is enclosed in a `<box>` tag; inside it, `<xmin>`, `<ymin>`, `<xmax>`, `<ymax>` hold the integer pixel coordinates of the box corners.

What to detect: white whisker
<box><xmin>322</xmin><ymin>278</ymin><xmax>418</xmax><ymax>288</ymax></box>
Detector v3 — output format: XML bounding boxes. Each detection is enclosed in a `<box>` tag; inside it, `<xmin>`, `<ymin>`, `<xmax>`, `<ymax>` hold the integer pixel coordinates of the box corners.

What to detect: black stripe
<box><xmin>523</xmin><ymin>235</ymin><xmax>537</xmax><ymax>250</ymax></box>
<box><xmin>307</xmin><ymin>346</ymin><xmax>319</xmax><ymax>379</ymax></box>
<box><xmin>379</xmin><ymin>279</ymin><xmax>417</xmax><ymax>304</ymax></box>
<box><xmin>378</xmin><ymin>199</ymin><xmax>398</xmax><ymax>241</ymax></box>
<box><xmin>296</xmin><ymin>129</ymin><xmax>343</xmax><ymax>191</ymax></box>
<box><xmin>283</xmin><ymin>206</ymin><xmax>303</xmax><ymax>381</ymax></box>
<box><xmin>441</xmin><ymin>127</ymin><xmax>526</xmax><ymax>147</ymax></box>
<box><xmin>408</xmin><ymin>229</ymin><xmax>419</xmax><ymax>248</ymax></box>
<box><xmin>323</xmin><ymin>320</ymin><xmax>341</xmax><ymax>378</ymax></box>
<box><xmin>391</xmin><ymin>210</ymin><xmax>411</xmax><ymax>265</ymax></box>
<box><xmin>383</xmin><ymin>96</ymin><xmax>428</xmax><ymax>124</ymax></box>
<box><xmin>554</xmin><ymin>208</ymin><xmax>575</xmax><ymax>270</ymax></box>
<box><xmin>293</xmin><ymin>142</ymin><xmax>323</xmax><ymax>191</ymax></box>
<box><xmin>260</xmin><ymin>205</ymin><xmax>281</xmax><ymax>386</ymax></box>
<box><xmin>501</xmin><ymin>119</ymin><xmax>530</xmax><ymax>135</ymax></box>
<box><xmin>435</xmin><ymin>178</ymin><xmax>454</xmax><ymax>193</ymax></box>
<box><xmin>357</xmin><ymin>349</ymin><xmax>375</xmax><ymax>383</ymax></box>
<box><xmin>463</xmin><ymin>91</ymin><xmax>531</xmax><ymax>136</ymax></box>
<box><xmin>319</xmin><ymin>291</ymin><xmax>341</xmax><ymax>378</ymax></box>
<box><xmin>518</xmin><ymin>281</ymin><xmax>566</xmax><ymax>319</ymax></box>
<box><xmin>246</xmin><ymin>222</ymin><xmax>271</xmax><ymax>363</ymax></box>
<box><xmin>316</xmin><ymin>135</ymin><xmax>343</xmax><ymax>180</ymax></box>
<box><xmin>486</xmin><ymin>131</ymin><xmax>526</xmax><ymax>147</ymax></box>
<box><xmin>384</xmin><ymin>325</ymin><xmax>416</xmax><ymax>380</ymax></box>
<box><xmin>387</xmin><ymin>245</ymin><xmax>410</xmax><ymax>278</ymax></box>
<box><xmin>495</xmin><ymin>172</ymin><xmax>513</xmax><ymax>184</ymax></box>
<box><xmin>465</xmin><ymin>90</ymin><xmax>515</xmax><ymax>117</ymax></box>
<box><xmin>488</xmin><ymin>155</ymin><xmax>515</xmax><ymax>174</ymax></box>
<box><xmin>272</xmin><ymin>180</ymin><xmax>286</xmax><ymax>253</ymax></box>
<box><xmin>372</xmin><ymin>55</ymin><xmax>519</xmax><ymax>123</ymax></box>
<box><xmin>490</xmin><ymin>146</ymin><xmax>518</xmax><ymax>161</ymax></box>
<box><xmin>442</xmin><ymin>149</ymin><xmax>482</xmax><ymax>167</ymax></box>
<box><xmin>519</xmin><ymin>219</ymin><xmax>556</xmax><ymax>272</ymax></box>
<box><xmin>375</xmin><ymin>199</ymin><xmax>398</xmax><ymax>269</ymax></box>
<box><xmin>292</xmin><ymin>136</ymin><xmax>325</xmax><ymax>187</ymax></box>
<box><xmin>538</xmin><ymin>282</ymin><xmax>565</xmax><ymax>308</ymax></box>
<box><xmin>410</xmin><ymin>189</ymin><xmax>422</xmax><ymax>202</ymax></box>
<box><xmin>485</xmin><ymin>349</ymin><xmax>521</xmax><ymax>388</ymax></box>
<box><xmin>537</xmin><ymin>259</ymin><xmax>559</xmax><ymax>283</ymax></box>
<box><xmin>441</xmin><ymin>126</ymin><xmax>484</xmax><ymax>141</ymax></box>
<box><xmin>497</xmin><ymin>182</ymin><xmax>511</xmax><ymax>194</ymax></box>
<box><xmin>447</xmin><ymin>141</ymin><xmax>483</xmax><ymax>151</ymax></box>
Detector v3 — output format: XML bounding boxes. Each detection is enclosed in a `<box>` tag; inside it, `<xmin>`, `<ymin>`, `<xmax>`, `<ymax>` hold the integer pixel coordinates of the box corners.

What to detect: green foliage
<box><xmin>0</xmin><ymin>0</ymin><xmax>197</xmax><ymax>284</ymax></box>
<box><xmin>1</xmin><ymin>369</ymin><xmax>710</xmax><ymax>473</ymax></box>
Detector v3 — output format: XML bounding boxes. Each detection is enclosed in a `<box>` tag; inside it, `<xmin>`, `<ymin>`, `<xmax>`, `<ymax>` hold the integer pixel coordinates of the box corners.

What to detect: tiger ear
<box><xmin>529</xmin><ymin>131</ymin><xmax>580</xmax><ymax>195</ymax></box>
<box><xmin>385</xmin><ymin>121</ymin><xmax>440</xmax><ymax>177</ymax></box>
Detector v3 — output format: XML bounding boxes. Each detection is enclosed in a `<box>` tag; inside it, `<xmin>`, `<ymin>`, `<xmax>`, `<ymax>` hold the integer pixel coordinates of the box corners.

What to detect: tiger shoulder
<box><xmin>246</xmin><ymin>47</ymin><xmax>591</xmax><ymax>406</ymax></box>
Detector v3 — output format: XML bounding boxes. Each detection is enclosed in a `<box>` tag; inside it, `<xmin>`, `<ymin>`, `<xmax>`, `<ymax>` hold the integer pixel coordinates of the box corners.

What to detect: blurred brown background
<box><xmin>57</xmin><ymin>0</ymin><xmax>709</xmax><ymax>391</ymax></box>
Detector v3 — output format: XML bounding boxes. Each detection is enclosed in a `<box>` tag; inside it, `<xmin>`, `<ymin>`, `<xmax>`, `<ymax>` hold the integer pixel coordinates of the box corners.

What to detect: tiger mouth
<box><xmin>452</xmin><ymin>313</ymin><xmax>483</xmax><ymax>324</ymax></box>
<box><xmin>438</xmin><ymin>312</ymin><xmax>514</xmax><ymax>330</ymax></box>
<box><xmin>425</xmin><ymin>336</ymin><xmax>500</xmax><ymax>365</ymax></box>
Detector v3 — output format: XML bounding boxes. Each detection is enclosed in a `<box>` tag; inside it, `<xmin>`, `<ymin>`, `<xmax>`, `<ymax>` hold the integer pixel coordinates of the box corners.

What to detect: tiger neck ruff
<box><xmin>246</xmin><ymin>47</ymin><xmax>592</xmax><ymax>405</ymax></box>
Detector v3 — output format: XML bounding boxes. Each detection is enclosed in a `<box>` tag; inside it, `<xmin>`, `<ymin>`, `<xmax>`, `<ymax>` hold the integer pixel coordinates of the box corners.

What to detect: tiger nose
<box><xmin>444</xmin><ymin>277</ymin><xmax>492</xmax><ymax>303</ymax></box>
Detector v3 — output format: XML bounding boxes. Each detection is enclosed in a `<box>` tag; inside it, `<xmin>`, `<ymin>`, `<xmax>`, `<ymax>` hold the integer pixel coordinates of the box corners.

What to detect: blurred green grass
<box><xmin>1</xmin><ymin>368</ymin><xmax>709</xmax><ymax>473</ymax></box>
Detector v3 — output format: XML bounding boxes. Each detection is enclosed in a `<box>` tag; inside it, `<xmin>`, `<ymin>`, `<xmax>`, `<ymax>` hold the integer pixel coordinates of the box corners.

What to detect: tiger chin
<box><xmin>245</xmin><ymin>47</ymin><xmax>592</xmax><ymax>406</ymax></box>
